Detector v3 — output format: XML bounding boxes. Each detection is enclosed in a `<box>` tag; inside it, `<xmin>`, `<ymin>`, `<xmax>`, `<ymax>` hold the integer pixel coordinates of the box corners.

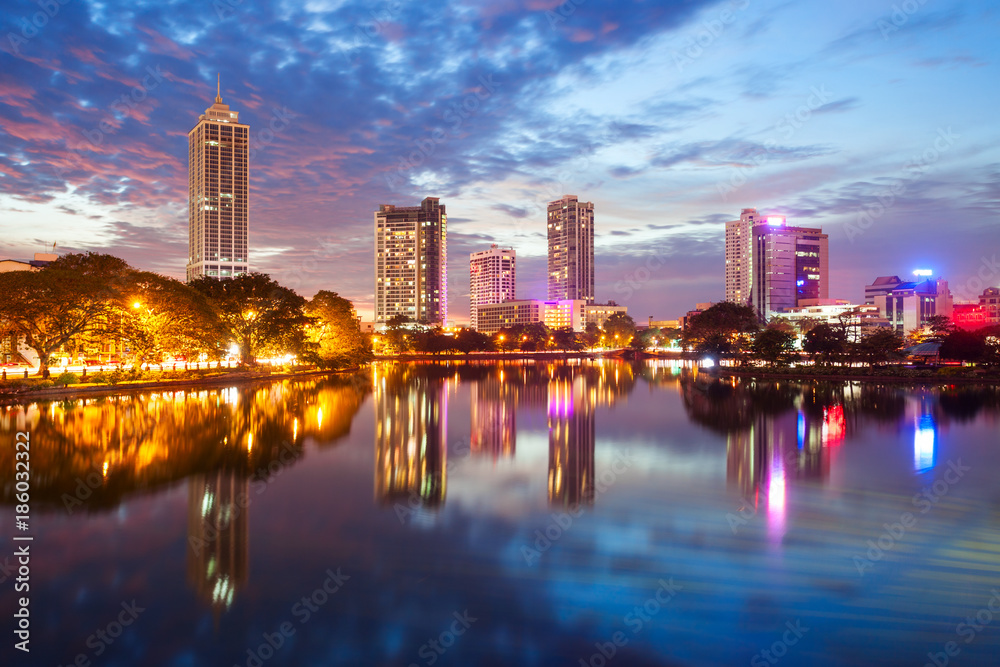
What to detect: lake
<box><xmin>2</xmin><ymin>359</ymin><xmax>1000</xmax><ymax>666</ymax></box>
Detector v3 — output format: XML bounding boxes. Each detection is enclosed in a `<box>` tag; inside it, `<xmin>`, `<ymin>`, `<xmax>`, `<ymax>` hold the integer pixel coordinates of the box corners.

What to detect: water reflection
<box><xmin>187</xmin><ymin>469</ymin><xmax>249</xmax><ymax>618</ymax></box>
<box><xmin>5</xmin><ymin>362</ymin><xmax>1000</xmax><ymax>663</ymax></box>
<box><xmin>547</xmin><ymin>374</ymin><xmax>595</xmax><ymax>507</ymax></box>
<box><xmin>373</xmin><ymin>364</ymin><xmax>450</xmax><ymax>508</ymax></box>
<box><xmin>0</xmin><ymin>374</ymin><xmax>369</xmax><ymax>618</ymax></box>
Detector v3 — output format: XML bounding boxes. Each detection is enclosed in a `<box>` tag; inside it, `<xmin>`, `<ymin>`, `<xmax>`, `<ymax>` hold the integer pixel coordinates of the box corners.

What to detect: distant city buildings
<box><xmin>469</xmin><ymin>245</ymin><xmax>516</xmax><ymax>331</ymax></box>
<box><xmin>779</xmin><ymin>300</ymin><xmax>889</xmax><ymax>341</ymax></box>
<box><xmin>186</xmin><ymin>78</ymin><xmax>249</xmax><ymax>281</ymax></box>
<box><xmin>749</xmin><ymin>215</ymin><xmax>828</xmax><ymax>320</ymax></box>
<box><xmin>374</xmin><ymin>197</ymin><xmax>448</xmax><ymax>327</ymax></box>
<box><xmin>476</xmin><ymin>299</ymin><xmax>587</xmax><ymax>334</ymax></box>
<box><xmin>474</xmin><ymin>299</ymin><xmax>628</xmax><ymax>334</ymax></box>
<box><xmin>547</xmin><ymin>195</ymin><xmax>595</xmax><ymax>303</ymax></box>
<box><xmin>584</xmin><ymin>303</ymin><xmax>628</xmax><ymax>329</ymax></box>
<box><xmin>979</xmin><ymin>286</ymin><xmax>1000</xmax><ymax>324</ymax></box>
<box><xmin>866</xmin><ymin>275</ymin><xmax>953</xmax><ymax>333</ymax></box>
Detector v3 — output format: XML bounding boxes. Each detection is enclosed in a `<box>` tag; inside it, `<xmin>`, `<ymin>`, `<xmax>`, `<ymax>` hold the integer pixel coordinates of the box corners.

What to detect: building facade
<box><xmin>584</xmin><ymin>303</ymin><xmax>628</xmax><ymax>329</ymax></box>
<box><xmin>980</xmin><ymin>287</ymin><xmax>1000</xmax><ymax>324</ymax></box>
<box><xmin>724</xmin><ymin>208</ymin><xmax>761</xmax><ymax>305</ymax></box>
<box><xmin>469</xmin><ymin>245</ymin><xmax>516</xmax><ymax>331</ymax></box>
<box><xmin>779</xmin><ymin>301</ymin><xmax>890</xmax><ymax>342</ymax></box>
<box><xmin>547</xmin><ymin>195</ymin><xmax>594</xmax><ymax>303</ymax></box>
<box><xmin>873</xmin><ymin>277</ymin><xmax>953</xmax><ymax>333</ymax></box>
<box><xmin>374</xmin><ymin>197</ymin><xmax>448</xmax><ymax>327</ymax></box>
<box><xmin>475</xmin><ymin>299</ymin><xmax>589</xmax><ymax>334</ymax></box>
<box><xmin>750</xmin><ymin>217</ymin><xmax>828</xmax><ymax>320</ymax></box>
<box><xmin>186</xmin><ymin>79</ymin><xmax>249</xmax><ymax>281</ymax></box>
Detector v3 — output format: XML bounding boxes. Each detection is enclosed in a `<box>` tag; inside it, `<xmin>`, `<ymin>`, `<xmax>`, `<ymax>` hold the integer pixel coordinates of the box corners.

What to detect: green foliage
<box><xmin>191</xmin><ymin>273</ymin><xmax>312</xmax><ymax>364</ymax></box>
<box><xmin>939</xmin><ymin>329</ymin><xmax>988</xmax><ymax>362</ymax></box>
<box><xmin>55</xmin><ymin>372</ymin><xmax>79</xmax><ymax>386</ymax></box>
<box><xmin>0</xmin><ymin>252</ymin><xmax>128</xmax><ymax>375</ymax></box>
<box><xmin>751</xmin><ymin>328</ymin><xmax>796</xmax><ymax>365</ymax></box>
<box><xmin>803</xmin><ymin>323</ymin><xmax>847</xmax><ymax>365</ymax></box>
<box><xmin>602</xmin><ymin>312</ymin><xmax>636</xmax><ymax>345</ymax></box>
<box><xmin>306</xmin><ymin>291</ymin><xmax>370</xmax><ymax>366</ymax></box>
<box><xmin>855</xmin><ymin>328</ymin><xmax>904</xmax><ymax>364</ymax></box>
<box><xmin>681</xmin><ymin>302</ymin><xmax>760</xmax><ymax>356</ymax></box>
<box><xmin>123</xmin><ymin>272</ymin><xmax>222</xmax><ymax>364</ymax></box>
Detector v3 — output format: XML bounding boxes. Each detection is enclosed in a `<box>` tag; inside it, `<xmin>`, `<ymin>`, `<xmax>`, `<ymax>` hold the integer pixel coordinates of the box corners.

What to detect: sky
<box><xmin>1</xmin><ymin>0</ymin><xmax>998</xmax><ymax>324</ymax></box>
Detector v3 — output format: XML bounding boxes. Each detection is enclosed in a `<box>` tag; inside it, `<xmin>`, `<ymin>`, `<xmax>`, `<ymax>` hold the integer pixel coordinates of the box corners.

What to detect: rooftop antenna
<box><xmin>215</xmin><ymin>72</ymin><xmax>222</xmax><ymax>103</ymax></box>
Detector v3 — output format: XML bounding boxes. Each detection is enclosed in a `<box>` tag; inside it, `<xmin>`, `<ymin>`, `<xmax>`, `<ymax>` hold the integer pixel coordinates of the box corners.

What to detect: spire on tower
<box><xmin>215</xmin><ymin>73</ymin><xmax>222</xmax><ymax>103</ymax></box>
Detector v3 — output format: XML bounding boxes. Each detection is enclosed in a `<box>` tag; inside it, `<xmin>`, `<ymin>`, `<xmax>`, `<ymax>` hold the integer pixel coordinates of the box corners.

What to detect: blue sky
<box><xmin>1</xmin><ymin>0</ymin><xmax>998</xmax><ymax>322</ymax></box>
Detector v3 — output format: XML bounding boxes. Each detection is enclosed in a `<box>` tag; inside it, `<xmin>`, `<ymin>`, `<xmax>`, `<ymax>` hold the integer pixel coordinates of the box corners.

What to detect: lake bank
<box><xmin>0</xmin><ymin>366</ymin><xmax>362</xmax><ymax>404</ymax></box>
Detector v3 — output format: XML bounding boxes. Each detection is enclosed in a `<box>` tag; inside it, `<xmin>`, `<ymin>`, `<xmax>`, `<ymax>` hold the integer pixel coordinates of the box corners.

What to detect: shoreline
<box><xmin>0</xmin><ymin>367</ymin><xmax>362</xmax><ymax>405</ymax></box>
<box><xmin>706</xmin><ymin>368</ymin><xmax>1000</xmax><ymax>385</ymax></box>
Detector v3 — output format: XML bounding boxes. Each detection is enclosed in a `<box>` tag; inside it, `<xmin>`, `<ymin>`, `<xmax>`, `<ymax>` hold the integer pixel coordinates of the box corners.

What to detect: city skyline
<box><xmin>1</xmin><ymin>0</ymin><xmax>999</xmax><ymax>323</ymax></box>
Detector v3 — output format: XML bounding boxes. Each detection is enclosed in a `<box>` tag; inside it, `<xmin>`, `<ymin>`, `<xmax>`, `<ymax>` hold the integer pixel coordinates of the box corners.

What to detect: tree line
<box><xmin>681</xmin><ymin>302</ymin><xmax>1000</xmax><ymax>366</ymax></box>
<box><xmin>0</xmin><ymin>253</ymin><xmax>369</xmax><ymax>375</ymax></box>
<box><xmin>376</xmin><ymin>312</ymin><xmax>673</xmax><ymax>355</ymax></box>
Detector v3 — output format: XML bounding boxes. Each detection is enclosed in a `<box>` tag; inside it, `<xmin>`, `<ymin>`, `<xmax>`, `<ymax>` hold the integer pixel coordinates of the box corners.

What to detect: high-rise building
<box><xmin>749</xmin><ymin>216</ymin><xmax>829</xmax><ymax>320</ymax></box>
<box><xmin>547</xmin><ymin>195</ymin><xmax>594</xmax><ymax>303</ymax></box>
<box><xmin>186</xmin><ymin>77</ymin><xmax>249</xmax><ymax>281</ymax></box>
<box><xmin>374</xmin><ymin>197</ymin><xmax>448</xmax><ymax>326</ymax></box>
<box><xmin>724</xmin><ymin>208</ymin><xmax>761</xmax><ymax>305</ymax></box>
<box><xmin>469</xmin><ymin>245</ymin><xmax>515</xmax><ymax>331</ymax></box>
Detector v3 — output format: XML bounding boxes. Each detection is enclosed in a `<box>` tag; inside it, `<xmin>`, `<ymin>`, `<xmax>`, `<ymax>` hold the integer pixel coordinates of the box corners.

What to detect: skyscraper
<box><xmin>547</xmin><ymin>195</ymin><xmax>594</xmax><ymax>303</ymax></box>
<box><xmin>374</xmin><ymin>197</ymin><xmax>448</xmax><ymax>326</ymax></box>
<box><xmin>186</xmin><ymin>77</ymin><xmax>249</xmax><ymax>281</ymax></box>
<box><xmin>724</xmin><ymin>208</ymin><xmax>760</xmax><ymax>305</ymax></box>
<box><xmin>749</xmin><ymin>216</ymin><xmax>828</xmax><ymax>320</ymax></box>
<box><xmin>469</xmin><ymin>244</ymin><xmax>515</xmax><ymax>331</ymax></box>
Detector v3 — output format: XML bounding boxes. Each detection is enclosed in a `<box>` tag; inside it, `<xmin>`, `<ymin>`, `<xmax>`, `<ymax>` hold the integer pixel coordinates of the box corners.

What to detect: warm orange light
<box><xmin>132</xmin><ymin>302</ymin><xmax>141</xmax><ymax>309</ymax></box>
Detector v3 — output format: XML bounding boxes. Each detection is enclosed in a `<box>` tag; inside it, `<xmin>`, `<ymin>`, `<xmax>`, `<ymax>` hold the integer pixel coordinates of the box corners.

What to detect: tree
<box><xmin>551</xmin><ymin>327</ymin><xmax>581</xmax><ymax>351</ymax></box>
<box><xmin>629</xmin><ymin>327</ymin><xmax>662</xmax><ymax>351</ymax></box>
<box><xmin>0</xmin><ymin>253</ymin><xmax>129</xmax><ymax>375</ymax></box>
<box><xmin>939</xmin><ymin>329</ymin><xmax>987</xmax><ymax>363</ymax></box>
<box><xmin>681</xmin><ymin>302</ymin><xmax>759</xmax><ymax>356</ymax></box>
<box><xmin>803</xmin><ymin>323</ymin><xmax>846</xmax><ymax>366</ymax></box>
<box><xmin>382</xmin><ymin>314</ymin><xmax>417</xmax><ymax>354</ymax></box>
<box><xmin>751</xmin><ymin>328</ymin><xmax>795</xmax><ymax>366</ymax></box>
<box><xmin>795</xmin><ymin>316</ymin><xmax>823</xmax><ymax>337</ymax></box>
<box><xmin>454</xmin><ymin>328</ymin><xmax>493</xmax><ymax>354</ymax></box>
<box><xmin>306</xmin><ymin>291</ymin><xmax>370</xmax><ymax>368</ymax></box>
<box><xmin>603</xmin><ymin>312</ymin><xmax>636</xmax><ymax>346</ymax></box>
<box><xmin>926</xmin><ymin>315</ymin><xmax>955</xmax><ymax>341</ymax></box>
<box><xmin>580</xmin><ymin>322</ymin><xmax>601</xmax><ymax>349</ymax></box>
<box><xmin>124</xmin><ymin>272</ymin><xmax>222</xmax><ymax>365</ymax></box>
<box><xmin>191</xmin><ymin>273</ymin><xmax>311</xmax><ymax>365</ymax></box>
<box><xmin>766</xmin><ymin>317</ymin><xmax>797</xmax><ymax>336</ymax></box>
<box><xmin>856</xmin><ymin>328</ymin><xmax>904</xmax><ymax>365</ymax></box>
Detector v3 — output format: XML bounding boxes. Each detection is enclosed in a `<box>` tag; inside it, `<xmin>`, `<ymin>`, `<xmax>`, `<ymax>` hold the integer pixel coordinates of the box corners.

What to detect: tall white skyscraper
<box><xmin>724</xmin><ymin>208</ymin><xmax>760</xmax><ymax>305</ymax></box>
<box><xmin>469</xmin><ymin>245</ymin><xmax>516</xmax><ymax>331</ymax></box>
<box><xmin>186</xmin><ymin>77</ymin><xmax>249</xmax><ymax>281</ymax></box>
<box><xmin>547</xmin><ymin>195</ymin><xmax>594</xmax><ymax>303</ymax></box>
<box><xmin>374</xmin><ymin>197</ymin><xmax>448</xmax><ymax>326</ymax></box>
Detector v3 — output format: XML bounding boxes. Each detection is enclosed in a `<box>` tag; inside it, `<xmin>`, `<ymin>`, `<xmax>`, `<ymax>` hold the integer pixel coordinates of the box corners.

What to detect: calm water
<box><xmin>3</xmin><ymin>360</ymin><xmax>1000</xmax><ymax>667</ymax></box>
